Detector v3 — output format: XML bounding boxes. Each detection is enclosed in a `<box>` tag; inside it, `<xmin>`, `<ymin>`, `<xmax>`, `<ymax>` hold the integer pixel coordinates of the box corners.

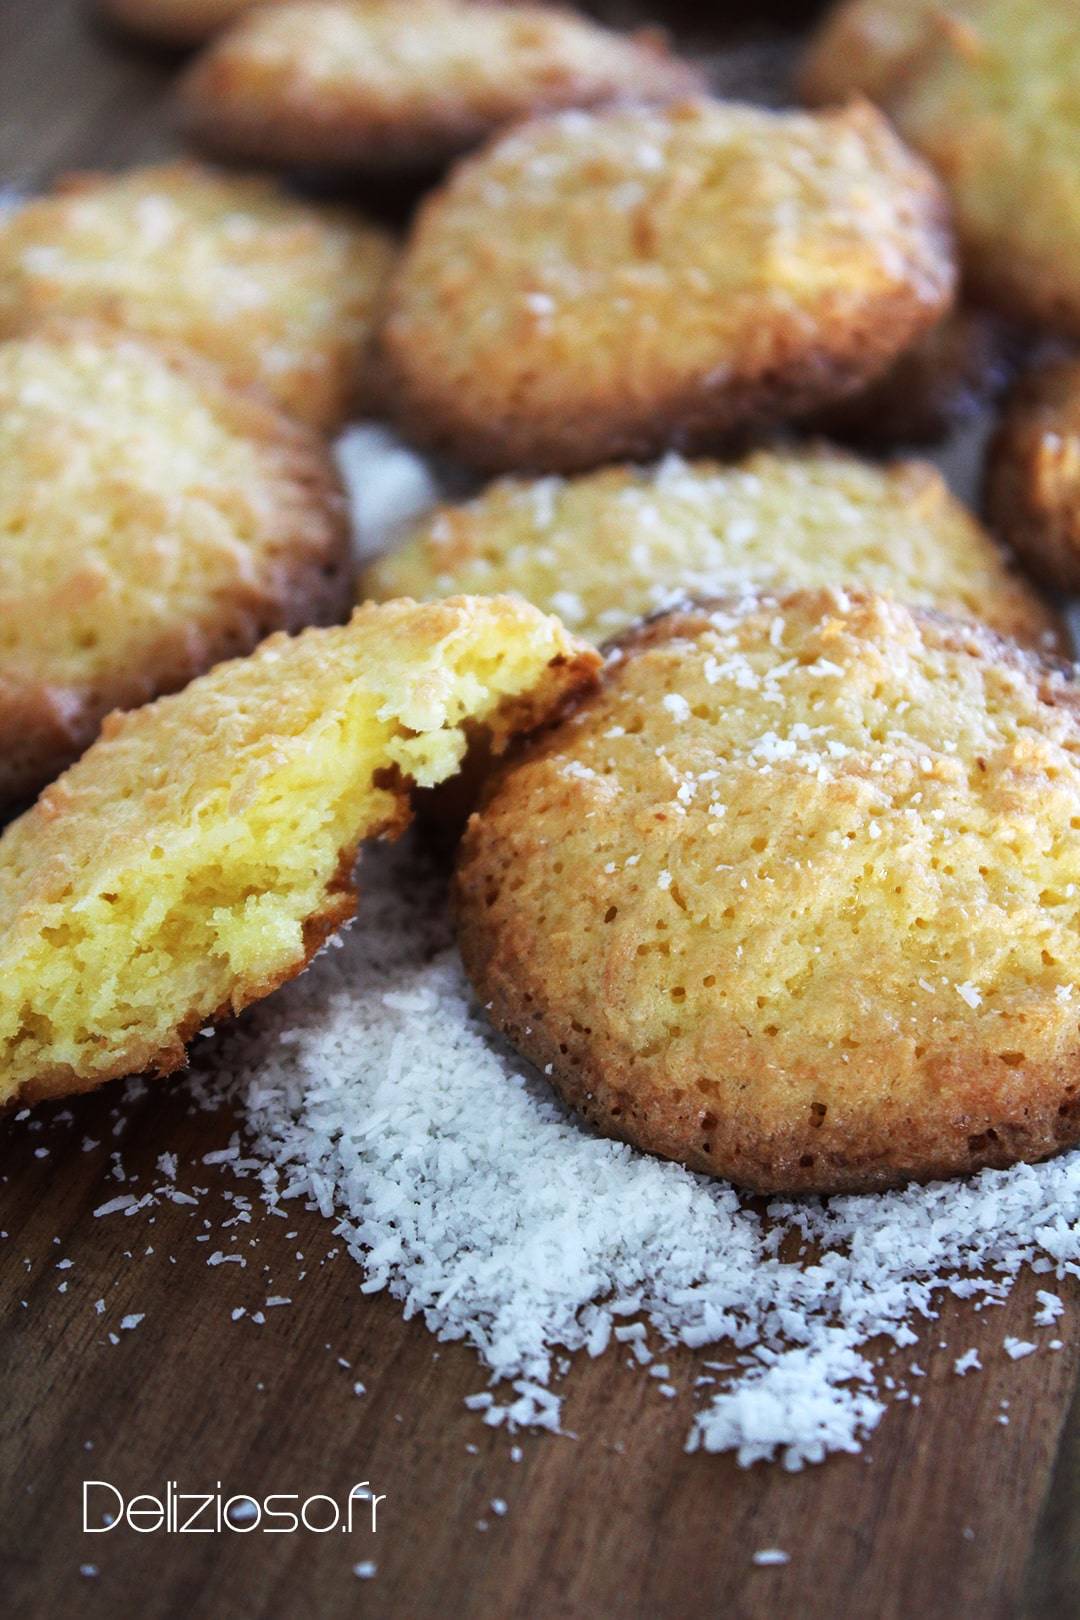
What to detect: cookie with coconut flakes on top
<box><xmin>0</xmin><ymin>161</ymin><xmax>396</xmax><ymax>430</ymax></box>
<box><xmin>362</xmin><ymin>444</ymin><xmax>1060</xmax><ymax>652</ymax></box>
<box><xmin>379</xmin><ymin>98</ymin><xmax>955</xmax><ymax>472</ymax></box>
<box><xmin>455</xmin><ymin>588</ymin><xmax>1080</xmax><ymax>1195</ymax></box>
<box><xmin>804</xmin><ymin>0</ymin><xmax>1080</xmax><ymax>340</ymax></box>
<box><xmin>985</xmin><ymin>357</ymin><xmax>1080</xmax><ymax>595</ymax></box>
<box><xmin>0</xmin><ymin>322</ymin><xmax>353</xmax><ymax>809</ymax></box>
<box><xmin>180</xmin><ymin>0</ymin><xmax>703</xmax><ymax>175</ymax></box>
<box><xmin>0</xmin><ymin>595</ymin><xmax>598</xmax><ymax>1109</ymax></box>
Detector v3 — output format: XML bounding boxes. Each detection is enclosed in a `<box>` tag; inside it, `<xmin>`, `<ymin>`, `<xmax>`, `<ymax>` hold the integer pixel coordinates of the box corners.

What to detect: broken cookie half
<box><xmin>0</xmin><ymin>595</ymin><xmax>598</xmax><ymax>1107</ymax></box>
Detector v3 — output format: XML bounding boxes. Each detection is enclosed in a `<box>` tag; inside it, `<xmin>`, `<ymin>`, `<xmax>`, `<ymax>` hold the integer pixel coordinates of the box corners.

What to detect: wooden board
<box><xmin>2</xmin><ymin>3</ymin><xmax>1080</xmax><ymax>1616</ymax></box>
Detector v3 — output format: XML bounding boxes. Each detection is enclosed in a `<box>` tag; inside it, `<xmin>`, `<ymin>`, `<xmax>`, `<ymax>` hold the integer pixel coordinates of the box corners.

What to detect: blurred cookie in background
<box><xmin>0</xmin><ymin>161</ymin><xmax>396</xmax><ymax>429</ymax></box>
<box><xmin>887</xmin><ymin>1</ymin><xmax>1080</xmax><ymax>338</ymax></box>
<box><xmin>180</xmin><ymin>0</ymin><xmax>703</xmax><ymax>174</ymax></box>
<box><xmin>807</xmin><ymin>307</ymin><xmax>1015</xmax><ymax>448</ymax></box>
<box><xmin>99</xmin><ymin>0</ymin><xmax>271</xmax><ymax>48</ymax></box>
<box><xmin>803</xmin><ymin>1</ymin><xmax>1080</xmax><ymax>340</ymax></box>
<box><xmin>380</xmin><ymin>98</ymin><xmax>955</xmax><ymax>471</ymax></box>
<box><xmin>799</xmin><ymin>0</ymin><xmax>942</xmax><ymax>107</ymax></box>
<box><xmin>986</xmin><ymin>356</ymin><xmax>1080</xmax><ymax>595</ymax></box>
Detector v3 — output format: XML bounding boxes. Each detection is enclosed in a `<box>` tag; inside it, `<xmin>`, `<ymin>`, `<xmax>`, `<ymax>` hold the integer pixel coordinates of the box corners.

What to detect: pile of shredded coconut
<box><xmin>208</xmin><ymin>838</ymin><xmax>1080</xmax><ymax>1471</ymax></box>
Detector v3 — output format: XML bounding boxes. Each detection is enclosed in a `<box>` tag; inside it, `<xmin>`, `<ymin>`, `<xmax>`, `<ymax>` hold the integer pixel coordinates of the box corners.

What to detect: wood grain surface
<box><xmin>1</xmin><ymin>3</ymin><xmax>1078</xmax><ymax>1616</ymax></box>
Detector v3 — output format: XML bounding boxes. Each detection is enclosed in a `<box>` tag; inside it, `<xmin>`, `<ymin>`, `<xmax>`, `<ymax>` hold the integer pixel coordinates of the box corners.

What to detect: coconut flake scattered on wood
<box><xmin>207</xmin><ymin>840</ymin><xmax>1080</xmax><ymax>1472</ymax></box>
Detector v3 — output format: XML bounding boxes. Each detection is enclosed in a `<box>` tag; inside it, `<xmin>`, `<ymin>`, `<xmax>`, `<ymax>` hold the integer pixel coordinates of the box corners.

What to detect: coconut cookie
<box><xmin>456</xmin><ymin>588</ymin><xmax>1080</xmax><ymax>1195</ymax></box>
<box><xmin>805</xmin><ymin>1</ymin><xmax>1080</xmax><ymax>338</ymax></box>
<box><xmin>0</xmin><ymin>162</ymin><xmax>396</xmax><ymax>429</ymax></box>
<box><xmin>886</xmin><ymin>1</ymin><xmax>1080</xmax><ymax>336</ymax></box>
<box><xmin>100</xmin><ymin>0</ymin><xmax>266</xmax><ymax>47</ymax></box>
<box><xmin>181</xmin><ymin>0</ymin><xmax>702</xmax><ymax>174</ymax></box>
<box><xmin>0</xmin><ymin>324</ymin><xmax>353</xmax><ymax>808</ymax></box>
<box><xmin>0</xmin><ymin>596</ymin><xmax>598</xmax><ymax>1107</ymax></box>
<box><xmin>379</xmin><ymin>98</ymin><xmax>955</xmax><ymax>472</ymax></box>
<box><xmin>363</xmin><ymin>446</ymin><xmax>1058</xmax><ymax>652</ymax></box>
<box><xmin>799</xmin><ymin>0</ymin><xmax>946</xmax><ymax>107</ymax></box>
<box><xmin>985</xmin><ymin>358</ymin><xmax>1080</xmax><ymax>595</ymax></box>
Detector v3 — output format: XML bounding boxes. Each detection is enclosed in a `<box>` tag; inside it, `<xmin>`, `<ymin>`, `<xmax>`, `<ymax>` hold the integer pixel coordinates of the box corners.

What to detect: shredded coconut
<box><xmin>334</xmin><ymin>423</ymin><xmax>448</xmax><ymax>562</ymax></box>
<box><xmin>93</xmin><ymin>1194</ymin><xmax>136</xmax><ymax>1218</ymax></box>
<box><xmin>1035</xmin><ymin>1290</ymin><xmax>1064</xmax><ymax>1325</ymax></box>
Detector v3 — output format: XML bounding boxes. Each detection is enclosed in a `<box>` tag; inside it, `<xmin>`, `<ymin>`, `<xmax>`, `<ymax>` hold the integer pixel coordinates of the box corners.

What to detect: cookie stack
<box><xmin>5</xmin><ymin>0</ymin><xmax>1080</xmax><ymax>1199</ymax></box>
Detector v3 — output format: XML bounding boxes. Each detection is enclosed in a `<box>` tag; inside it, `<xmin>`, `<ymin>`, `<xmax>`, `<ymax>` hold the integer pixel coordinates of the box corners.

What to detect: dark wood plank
<box><xmin>1</xmin><ymin>1</ymin><xmax>177</xmax><ymax>186</ymax></box>
<box><xmin>1023</xmin><ymin>1371</ymin><xmax>1080</xmax><ymax>1616</ymax></box>
<box><xmin>1</xmin><ymin>4</ymin><xmax>1079</xmax><ymax>1617</ymax></box>
<box><xmin>2</xmin><ymin>1074</ymin><xmax>1077</xmax><ymax>1620</ymax></box>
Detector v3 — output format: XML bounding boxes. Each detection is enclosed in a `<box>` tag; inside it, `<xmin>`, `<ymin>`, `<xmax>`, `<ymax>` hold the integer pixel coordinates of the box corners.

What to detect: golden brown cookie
<box><xmin>985</xmin><ymin>357</ymin><xmax>1080</xmax><ymax>594</ymax></box>
<box><xmin>100</xmin><ymin>0</ymin><xmax>266</xmax><ymax>47</ymax></box>
<box><xmin>799</xmin><ymin>0</ymin><xmax>945</xmax><ymax>107</ymax></box>
<box><xmin>0</xmin><ymin>323</ymin><xmax>353</xmax><ymax>809</ymax></box>
<box><xmin>180</xmin><ymin>0</ymin><xmax>703</xmax><ymax>173</ymax></box>
<box><xmin>0</xmin><ymin>161</ymin><xmax>396</xmax><ymax>429</ymax></box>
<box><xmin>0</xmin><ymin>595</ymin><xmax>598</xmax><ymax>1108</ymax></box>
<box><xmin>887</xmin><ymin>0</ymin><xmax>1080</xmax><ymax>337</ymax></box>
<box><xmin>456</xmin><ymin>588</ymin><xmax>1080</xmax><ymax>1194</ymax></box>
<box><xmin>379</xmin><ymin>98</ymin><xmax>955</xmax><ymax>472</ymax></box>
<box><xmin>363</xmin><ymin>445</ymin><xmax>1058</xmax><ymax>652</ymax></box>
<box><xmin>804</xmin><ymin>1</ymin><xmax>1080</xmax><ymax>339</ymax></box>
